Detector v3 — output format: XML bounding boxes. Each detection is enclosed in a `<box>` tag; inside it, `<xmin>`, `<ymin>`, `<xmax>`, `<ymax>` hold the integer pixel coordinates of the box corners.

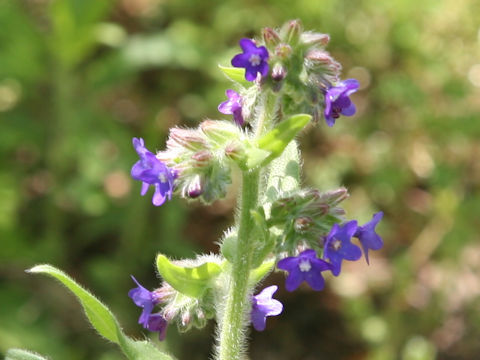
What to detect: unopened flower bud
<box><xmin>282</xmin><ymin>19</ymin><xmax>303</xmax><ymax>45</ymax></box>
<box><xmin>262</xmin><ymin>27</ymin><xmax>281</xmax><ymax>48</ymax></box>
<box><xmin>153</xmin><ymin>284</ymin><xmax>176</xmax><ymax>303</ymax></box>
<box><xmin>300</xmin><ymin>32</ymin><xmax>330</xmax><ymax>46</ymax></box>
<box><xmin>318</xmin><ymin>187</ymin><xmax>349</xmax><ymax>206</ymax></box>
<box><xmin>305</xmin><ymin>50</ymin><xmax>342</xmax><ymax>81</ymax></box>
<box><xmin>194</xmin><ymin>309</ymin><xmax>207</xmax><ymax>328</ymax></box>
<box><xmin>184</xmin><ymin>174</ymin><xmax>204</xmax><ymax>198</ymax></box>
<box><xmin>305</xmin><ymin>49</ymin><xmax>340</xmax><ymax>69</ymax></box>
<box><xmin>163</xmin><ymin>306</ymin><xmax>177</xmax><ymax>322</ymax></box>
<box><xmin>271</xmin><ymin>63</ymin><xmax>287</xmax><ymax>91</ymax></box>
<box><xmin>275</xmin><ymin>44</ymin><xmax>292</xmax><ymax>59</ymax></box>
<box><xmin>200</xmin><ymin>120</ymin><xmax>240</xmax><ymax>147</ymax></box>
<box><xmin>225</xmin><ymin>141</ymin><xmax>246</xmax><ymax>163</ymax></box>
<box><xmin>167</xmin><ymin>127</ymin><xmax>206</xmax><ymax>152</ymax></box>
<box><xmin>181</xmin><ymin>312</ymin><xmax>191</xmax><ymax>327</ymax></box>
<box><xmin>294</xmin><ymin>216</ymin><xmax>314</xmax><ymax>233</ymax></box>
<box><xmin>191</xmin><ymin>150</ymin><xmax>213</xmax><ymax>167</ymax></box>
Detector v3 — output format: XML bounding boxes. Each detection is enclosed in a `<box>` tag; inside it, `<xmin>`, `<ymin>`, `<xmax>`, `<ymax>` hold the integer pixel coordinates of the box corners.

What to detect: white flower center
<box><xmin>158</xmin><ymin>173</ymin><xmax>167</xmax><ymax>183</ymax></box>
<box><xmin>299</xmin><ymin>259</ymin><xmax>311</xmax><ymax>272</ymax></box>
<box><xmin>249</xmin><ymin>54</ymin><xmax>261</xmax><ymax>66</ymax></box>
<box><xmin>332</xmin><ymin>238</ymin><xmax>342</xmax><ymax>251</ymax></box>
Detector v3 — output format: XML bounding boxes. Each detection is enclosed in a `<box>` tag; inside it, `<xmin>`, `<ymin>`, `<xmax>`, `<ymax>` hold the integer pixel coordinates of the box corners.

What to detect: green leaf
<box><xmin>250</xmin><ymin>259</ymin><xmax>275</xmax><ymax>284</ymax></box>
<box><xmin>28</xmin><ymin>265</ymin><xmax>176</xmax><ymax>360</ymax></box>
<box><xmin>27</xmin><ymin>264</ymin><xmax>120</xmax><ymax>344</ymax></box>
<box><xmin>256</xmin><ymin>114</ymin><xmax>311</xmax><ymax>166</ymax></box>
<box><xmin>156</xmin><ymin>255</ymin><xmax>222</xmax><ymax>298</ymax></box>
<box><xmin>117</xmin><ymin>329</ymin><xmax>176</xmax><ymax>360</ymax></box>
<box><xmin>218</xmin><ymin>65</ymin><xmax>251</xmax><ymax>87</ymax></box>
<box><xmin>5</xmin><ymin>349</ymin><xmax>49</xmax><ymax>360</ymax></box>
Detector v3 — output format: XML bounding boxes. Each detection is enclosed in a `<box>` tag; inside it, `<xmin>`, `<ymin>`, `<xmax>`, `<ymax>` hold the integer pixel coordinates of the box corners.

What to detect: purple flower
<box><xmin>355</xmin><ymin>212</ymin><xmax>384</xmax><ymax>264</ymax></box>
<box><xmin>128</xmin><ymin>276</ymin><xmax>161</xmax><ymax>327</ymax></box>
<box><xmin>323</xmin><ymin>221</ymin><xmax>361</xmax><ymax>276</ymax></box>
<box><xmin>128</xmin><ymin>276</ymin><xmax>168</xmax><ymax>340</ymax></box>
<box><xmin>231</xmin><ymin>38</ymin><xmax>269</xmax><ymax>81</ymax></box>
<box><xmin>277</xmin><ymin>249</ymin><xmax>332</xmax><ymax>292</ymax></box>
<box><xmin>218</xmin><ymin>89</ymin><xmax>244</xmax><ymax>126</ymax></box>
<box><xmin>251</xmin><ymin>285</ymin><xmax>283</xmax><ymax>331</ymax></box>
<box><xmin>145</xmin><ymin>313</ymin><xmax>168</xmax><ymax>341</ymax></box>
<box><xmin>323</xmin><ymin>79</ymin><xmax>359</xmax><ymax>127</ymax></box>
<box><xmin>131</xmin><ymin>137</ymin><xmax>177</xmax><ymax>206</ymax></box>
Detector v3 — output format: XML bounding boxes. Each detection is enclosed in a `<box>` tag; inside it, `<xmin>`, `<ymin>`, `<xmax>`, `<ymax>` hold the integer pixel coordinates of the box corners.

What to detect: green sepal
<box><xmin>256</xmin><ymin>114</ymin><xmax>311</xmax><ymax>166</ymax></box>
<box><xmin>218</xmin><ymin>65</ymin><xmax>251</xmax><ymax>87</ymax></box>
<box><xmin>5</xmin><ymin>349</ymin><xmax>49</xmax><ymax>360</ymax></box>
<box><xmin>220</xmin><ymin>230</ymin><xmax>237</xmax><ymax>263</ymax></box>
<box><xmin>156</xmin><ymin>254</ymin><xmax>222</xmax><ymax>298</ymax></box>
<box><xmin>250</xmin><ymin>259</ymin><xmax>275</xmax><ymax>284</ymax></box>
<box><xmin>27</xmin><ymin>264</ymin><xmax>121</xmax><ymax>344</ymax></box>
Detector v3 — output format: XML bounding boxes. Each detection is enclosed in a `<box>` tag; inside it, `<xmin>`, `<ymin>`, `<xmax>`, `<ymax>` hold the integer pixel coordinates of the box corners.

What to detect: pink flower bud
<box><xmin>301</xmin><ymin>32</ymin><xmax>330</xmax><ymax>46</ymax></box>
<box><xmin>262</xmin><ymin>27</ymin><xmax>281</xmax><ymax>48</ymax></box>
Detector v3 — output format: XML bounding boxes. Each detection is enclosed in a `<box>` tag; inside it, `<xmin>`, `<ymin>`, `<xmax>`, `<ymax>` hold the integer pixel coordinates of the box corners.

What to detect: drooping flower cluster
<box><xmin>128</xmin><ymin>276</ymin><xmax>168</xmax><ymax>340</ymax></box>
<box><xmin>277</xmin><ymin>212</ymin><xmax>384</xmax><ymax>291</ymax></box>
<box><xmin>131</xmin><ymin>138</ymin><xmax>177</xmax><ymax>207</ymax></box>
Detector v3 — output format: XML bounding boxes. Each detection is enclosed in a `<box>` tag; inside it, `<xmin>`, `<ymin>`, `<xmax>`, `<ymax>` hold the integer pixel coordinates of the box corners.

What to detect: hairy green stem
<box><xmin>217</xmin><ymin>170</ymin><xmax>260</xmax><ymax>360</ymax></box>
<box><xmin>216</xmin><ymin>90</ymin><xmax>279</xmax><ymax>360</ymax></box>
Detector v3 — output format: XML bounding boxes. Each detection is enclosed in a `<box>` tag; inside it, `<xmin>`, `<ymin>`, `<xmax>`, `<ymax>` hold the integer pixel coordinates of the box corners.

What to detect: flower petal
<box><xmin>285</xmin><ymin>268</ymin><xmax>304</xmax><ymax>292</ymax></box>
<box><xmin>341</xmin><ymin>101</ymin><xmax>356</xmax><ymax>116</ymax></box>
<box><xmin>152</xmin><ymin>183</ymin><xmax>167</xmax><ymax>206</ymax></box>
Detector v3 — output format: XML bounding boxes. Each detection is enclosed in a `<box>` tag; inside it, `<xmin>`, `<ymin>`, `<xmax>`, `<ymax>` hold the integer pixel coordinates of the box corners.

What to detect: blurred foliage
<box><xmin>1</xmin><ymin>0</ymin><xmax>480</xmax><ymax>359</ymax></box>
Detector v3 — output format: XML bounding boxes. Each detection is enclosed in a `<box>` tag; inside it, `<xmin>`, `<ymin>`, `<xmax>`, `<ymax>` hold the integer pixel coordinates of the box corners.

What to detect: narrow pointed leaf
<box><xmin>5</xmin><ymin>349</ymin><xmax>49</xmax><ymax>360</ymax></box>
<box><xmin>218</xmin><ymin>65</ymin><xmax>251</xmax><ymax>87</ymax></box>
<box><xmin>256</xmin><ymin>114</ymin><xmax>311</xmax><ymax>166</ymax></box>
<box><xmin>156</xmin><ymin>255</ymin><xmax>222</xmax><ymax>298</ymax></box>
<box><xmin>27</xmin><ymin>264</ymin><xmax>120</xmax><ymax>344</ymax></box>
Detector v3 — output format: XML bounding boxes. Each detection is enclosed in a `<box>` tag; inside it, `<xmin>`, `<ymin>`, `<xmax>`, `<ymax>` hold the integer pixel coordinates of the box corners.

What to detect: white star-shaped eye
<box><xmin>299</xmin><ymin>259</ymin><xmax>312</xmax><ymax>272</ymax></box>
<box><xmin>249</xmin><ymin>54</ymin><xmax>261</xmax><ymax>66</ymax></box>
<box><xmin>158</xmin><ymin>173</ymin><xmax>167</xmax><ymax>183</ymax></box>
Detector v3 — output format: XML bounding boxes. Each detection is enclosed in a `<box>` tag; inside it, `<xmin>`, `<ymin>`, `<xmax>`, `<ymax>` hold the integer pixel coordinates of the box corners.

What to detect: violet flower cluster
<box><xmin>126</xmin><ymin>20</ymin><xmax>385</xmax><ymax>343</ymax></box>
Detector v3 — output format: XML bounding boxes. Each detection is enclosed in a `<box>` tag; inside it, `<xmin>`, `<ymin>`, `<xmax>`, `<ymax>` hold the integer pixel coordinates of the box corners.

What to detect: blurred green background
<box><xmin>1</xmin><ymin>0</ymin><xmax>480</xmax><ymax>359</ymax></box>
